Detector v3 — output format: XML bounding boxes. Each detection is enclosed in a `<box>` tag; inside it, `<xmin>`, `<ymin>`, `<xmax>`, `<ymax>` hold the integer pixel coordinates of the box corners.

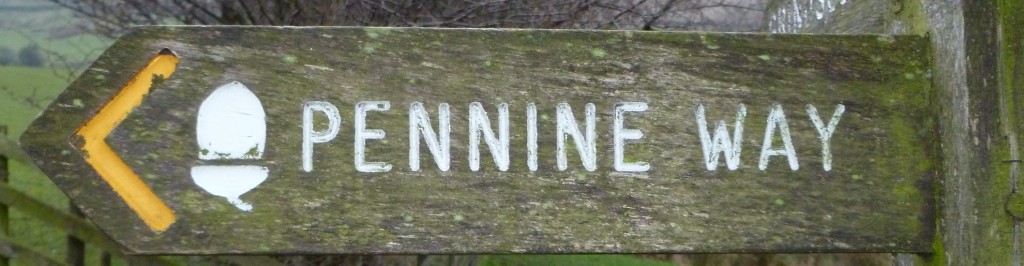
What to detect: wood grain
<box><xmin>21</xmin><ymin>27</ymin><xmax>935</xmax><ymax>254</ymax></box>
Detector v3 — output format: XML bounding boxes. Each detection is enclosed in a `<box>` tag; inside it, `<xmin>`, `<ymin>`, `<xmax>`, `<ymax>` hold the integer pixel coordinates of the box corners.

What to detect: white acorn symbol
<box><xmin>190</xmin><ymin>81</ymin><xmax>269</xmax><ymax>211</ymax></box>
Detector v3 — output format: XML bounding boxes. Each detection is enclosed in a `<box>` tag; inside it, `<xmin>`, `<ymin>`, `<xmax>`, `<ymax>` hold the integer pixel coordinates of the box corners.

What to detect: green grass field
<box><xmin>0</xmin><ymin>65</ymin><xmax>69</xmax><ymax>135</ymax></box>
<box><xmin>0</xmin><ymin>1</ymin><xmax>111</xmax><ymax>71</ymax></box>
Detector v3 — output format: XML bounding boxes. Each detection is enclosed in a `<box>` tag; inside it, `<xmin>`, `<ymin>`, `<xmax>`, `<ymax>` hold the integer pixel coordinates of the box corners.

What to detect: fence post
<box><xmin>101</xmin><ymin>251</ymin><xmax>110</xmax><ymax>266</ymax></box>
<box><xmin>66</xmin><ymin>204</ymin><xmax>85</xmax><ymax>266</ymax></box>
<box><xmin>926</xmin><ymin>0</ymin><xmax>1024</xmax><ymax>264</ymax></box>
<box><xmin>1</xmin><ymin>125</ymin><xmax>9</xmax><ymax>266</ymax></box>
<box><xmin>0</xmin><ymin>124</ymin><xmax>9</xmax><ymax>266</ymax></box>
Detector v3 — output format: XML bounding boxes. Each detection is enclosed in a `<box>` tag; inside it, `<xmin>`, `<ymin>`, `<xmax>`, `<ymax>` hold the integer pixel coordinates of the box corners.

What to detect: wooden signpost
<box><xmin>20</xmin><ymin>27</ymin><xmax>935</xmax><ymax>254</ymax></box>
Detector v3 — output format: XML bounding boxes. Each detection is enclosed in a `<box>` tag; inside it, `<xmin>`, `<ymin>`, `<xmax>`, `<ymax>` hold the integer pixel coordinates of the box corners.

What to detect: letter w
<box><xmin>695</xmin><ymin>104</ymin><xmax>746</xmax><ymax>171</ymax></box>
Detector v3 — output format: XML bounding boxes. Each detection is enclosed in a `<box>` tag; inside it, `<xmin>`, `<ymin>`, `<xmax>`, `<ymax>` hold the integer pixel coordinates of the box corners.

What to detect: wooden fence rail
<box><xmin>0</xmin><ymin>233</ymin><xmax>65</xmax><ymax>266</ymax></box>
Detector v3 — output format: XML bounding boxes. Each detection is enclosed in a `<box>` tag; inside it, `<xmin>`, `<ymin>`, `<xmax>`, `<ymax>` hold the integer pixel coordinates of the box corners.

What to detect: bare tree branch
<box><xmin>48</xmin><ymin>0</ymin><xmax>765</xmax><ymax>37</ymax></box>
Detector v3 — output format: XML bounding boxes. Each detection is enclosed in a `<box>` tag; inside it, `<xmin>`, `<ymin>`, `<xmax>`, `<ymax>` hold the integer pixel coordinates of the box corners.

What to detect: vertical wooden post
<box><xmin>66</xmin><ymin>204</ymin><xmax>85</xmax><ymax>266</ymax></box>
<box><xmin>925</xmin><ymin>0</ymin><xmax>1024</xmax><ymax>264</ymax></box>
<box><xmin>1</xmin><ymin>125</ymin><xmax>10</xmax><ymax>266</ymax></box>
<box><xmin>100</xmin><ymin>251</ymin><xmax>111</xmax><ymax>266</ymax></box>
<box><xmin>1003</xmin><ymin>0</ymin><xmax>1024</xmax><ymax>263</ymax></box>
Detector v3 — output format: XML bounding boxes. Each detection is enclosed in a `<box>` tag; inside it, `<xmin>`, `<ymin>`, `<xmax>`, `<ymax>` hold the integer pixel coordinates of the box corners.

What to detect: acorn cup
<box><xmin>190</xmin><ymin>81</ymin><xmax>268</xmax><ymax>211</ymax></box>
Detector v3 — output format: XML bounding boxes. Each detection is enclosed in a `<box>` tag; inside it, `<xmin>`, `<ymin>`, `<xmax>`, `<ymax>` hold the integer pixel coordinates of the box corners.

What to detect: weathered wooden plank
<box><xmin>21</xmin><ymin>27</ymin><xmax>935</xmax><ymax>254</ymax></box>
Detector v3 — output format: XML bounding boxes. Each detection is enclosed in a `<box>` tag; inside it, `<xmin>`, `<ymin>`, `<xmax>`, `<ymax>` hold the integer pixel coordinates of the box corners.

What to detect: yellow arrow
<box><xmin>76</xmin><ymin>49</ymin><xmax>178</xmax><ymax>232</ymax></box>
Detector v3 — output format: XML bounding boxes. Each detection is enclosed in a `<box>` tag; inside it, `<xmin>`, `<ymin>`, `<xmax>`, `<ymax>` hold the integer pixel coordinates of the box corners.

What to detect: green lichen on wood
<box><xmin>23</xmin><ymin>27</ymin><xmax>934</xmax><ymax>254</ymax></box>
<box><xmin>973</xmin><ymin>0</ymin><xmax>1024</xmax><ymax>263</ymax></box>
<box><xmin>891</xmin><ymin>0</ymin><xmax>930</xmax><ymax>35</ymax></box>
<box><xmin>920</xmin><ymin>0</ymin><xmax>1024</xmax><ymax>264</ymax></box>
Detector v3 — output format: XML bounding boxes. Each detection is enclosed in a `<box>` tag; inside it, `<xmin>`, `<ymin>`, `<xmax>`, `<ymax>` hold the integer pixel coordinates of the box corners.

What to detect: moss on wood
<box><xmin>21</xmin><ymin>27</ymin><xmax>934</xmax><ymax>254</ymax></box>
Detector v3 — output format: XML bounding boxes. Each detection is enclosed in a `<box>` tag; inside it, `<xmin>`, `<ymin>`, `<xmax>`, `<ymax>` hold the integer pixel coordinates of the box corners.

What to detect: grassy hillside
<box><xmin>0</xmin><ymin>0</ymin><xmax>110</xmax><ymax>70</ymax></box>
<box><xmin>0</xmin><ymin>65</ymin><xmax>68</xmax><ymax>135</ymax></box>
